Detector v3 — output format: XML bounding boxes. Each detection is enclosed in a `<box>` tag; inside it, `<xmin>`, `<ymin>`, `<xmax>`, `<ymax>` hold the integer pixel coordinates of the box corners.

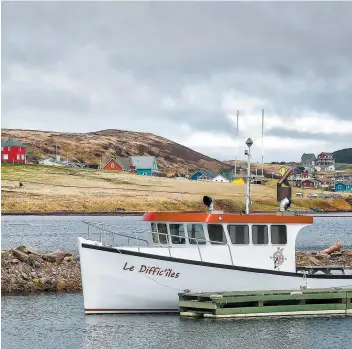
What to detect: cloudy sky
<box><xmin>2</xmin><ymin>1</ymin><xmax>352</xmax><ymax>162</ymax></box>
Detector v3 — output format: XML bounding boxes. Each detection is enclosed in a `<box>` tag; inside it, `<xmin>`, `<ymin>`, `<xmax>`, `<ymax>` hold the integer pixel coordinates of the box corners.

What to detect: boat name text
<box><xmin>123</xmin><ymin>262</ymin><xmax>180</xmax><ymax>278</ymax></box>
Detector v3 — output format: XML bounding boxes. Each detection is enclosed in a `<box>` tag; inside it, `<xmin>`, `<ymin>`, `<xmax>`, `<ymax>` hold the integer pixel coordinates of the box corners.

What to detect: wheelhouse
<box><xmin>150</xmin><ymin>221</ymin><xmax>289</xmax><ymax>247</ymax></box>
<box><xmin>144</xmin><ymin>211</ymin><xmax>312</xmax><ymax>247</ymax></box>
<box><xmin>143</xmin><ymin>211</ymin><xmax>313</xmax><ymax>272</ymax></box>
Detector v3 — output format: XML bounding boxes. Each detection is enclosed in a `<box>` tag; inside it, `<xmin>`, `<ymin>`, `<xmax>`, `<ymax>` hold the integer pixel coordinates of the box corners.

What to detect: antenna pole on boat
<box><xmin>261</xmin><ymin>109</ymin><xmax>264</xmax><ymax>177</ymax></box>
<box><xmin>245</xmin><ymin>138</ymin><xmax>253</xmax><ymax>214</ymax></box>
<box><xmin>235</xmin><ymin>110</ymin><xmax>239</xmax><ymax>178</ymax></box>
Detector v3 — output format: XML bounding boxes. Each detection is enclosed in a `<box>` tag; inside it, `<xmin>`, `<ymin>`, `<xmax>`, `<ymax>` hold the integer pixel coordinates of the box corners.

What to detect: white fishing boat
<box><xmin>78</xmin><ymin>139</ymin><xmax>351</xmax><ymax>314</ymax></box>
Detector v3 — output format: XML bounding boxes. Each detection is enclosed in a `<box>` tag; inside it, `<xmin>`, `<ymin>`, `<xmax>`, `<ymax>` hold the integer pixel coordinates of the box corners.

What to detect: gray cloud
<box><xmin>2</xmin><ymin>1</ymin><xmax>352</xmax><ymax>162</ymax></box>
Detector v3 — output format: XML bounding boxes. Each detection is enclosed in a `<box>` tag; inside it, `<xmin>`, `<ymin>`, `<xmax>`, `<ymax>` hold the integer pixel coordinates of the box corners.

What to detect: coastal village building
<box><xmin>278</xmin><ymin>166</ymin><xmax>289</xmax><ymax>177</ymax></box>
<box><xmin>335</xmin><ymin>181</ymin><xmax>352</xmax><ymax>192</ymax></box>
<box><xmin>316</xmin><ymin>152</ymin><xmax>335</xmax><ymax>167</ymax></box>
<box><xmin>211</xmin><ymin>174</ymin><xmax>229</xmax><ymax>183</ymax></box>
<box><xmin>296</xmin><ymin>179</ymin><xmax>321</xmax><ymax>189</ymax></box>
<box><xmin>103</xmin><ymin>157</ymin><xmax>131</xmax><ymax>172</ymax></box>
<box><xmin>300</xmin><ymin>152</ymin><xmax>335</xmax><ymax>172</ymax></box>
<box><xmin>218</xmin><ymin>168</ymin><xmax>236</xmax><ymax>181</ymax></box>
<box><xmin>190</xmin><ymin>170</ymin><xmax>215</xmax><ymax>181</ymax></box>
<box><xmin>1</xmin><ymin>139</ymin><xmax>26</xmax><ymax>164</ymax></box>
<box><xmin>232</xmin><ymin>177</ymin><xmax>245</xmax><ymax>184</ymax></box>
<box><xmin>130</xmin><ymin>156</ymin><xmax>160</xmax><ymax>176</ymax></box>
<box><xmin>102</xmin><ymin>156</ymin><xmax>159</xmax><ymax>176</ymax></box>
<box><xmin>301</xmin><ymin>153</ymin><xmax>316</xmax><ymax>166</ymax></box>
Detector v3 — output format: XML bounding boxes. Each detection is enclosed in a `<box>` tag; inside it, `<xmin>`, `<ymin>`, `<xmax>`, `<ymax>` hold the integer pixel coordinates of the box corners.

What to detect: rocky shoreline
<box><xmin>2</xmin><ymin>245</ymin><xmax>352</xmax><ymax>295</ymax></box>
<box><xmin>1</xmin><ymin>246</ymin><xmax>81</xmax><ymax>294</ymax></box>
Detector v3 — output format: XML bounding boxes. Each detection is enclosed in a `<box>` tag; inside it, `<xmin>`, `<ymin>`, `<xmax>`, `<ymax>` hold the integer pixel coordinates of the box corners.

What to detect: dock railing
<box><xmin>82</xmin><ymin>220</ymin><xmax>234</xmax><ymax>265</ymax></box>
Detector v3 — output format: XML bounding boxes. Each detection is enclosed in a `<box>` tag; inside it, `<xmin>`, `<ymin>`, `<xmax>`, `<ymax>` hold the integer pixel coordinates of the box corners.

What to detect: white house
<box><xmin>326</xmin><ymin>165</ymin><xmax>335</xmax><ymax>172</ymax></box>
<box><xmin>211</xmin><ymin>174</ymin><xmax>229</xmax><ymax>183</ymax></box>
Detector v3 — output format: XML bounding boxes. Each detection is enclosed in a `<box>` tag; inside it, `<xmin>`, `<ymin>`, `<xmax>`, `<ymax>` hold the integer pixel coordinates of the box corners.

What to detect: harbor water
<box><xmin>1</xmin><ymin>214</ymin><xmax>352</xmax><ymax>349</ymax></box>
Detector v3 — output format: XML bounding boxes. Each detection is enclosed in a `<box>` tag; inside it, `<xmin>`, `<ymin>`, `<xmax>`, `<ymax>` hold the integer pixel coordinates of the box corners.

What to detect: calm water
<box><xmin>2</xmin><ymin>293</ymin><xmax>352</xmax><ymax>349</ymax></box>
<box><xmin>1</xmin><ymin>214</ymin><xmax>352</xmax><ymax>349</ymax></box>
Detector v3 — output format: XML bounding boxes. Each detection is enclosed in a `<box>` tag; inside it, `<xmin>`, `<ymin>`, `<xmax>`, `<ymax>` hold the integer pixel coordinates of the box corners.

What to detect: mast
<box><xmin>261</xmin><ymin>109</ymin><xmax>264</xmax><ymax>177</ymax></box>
<box><xmin>245</xmin><ymin>138</ymin><xmax>253</xmax><ymax>214</ymax></box>
<box><xmin>235</xmin><ymin>110</ymin><xmax>239</xmax><ymax>178</ymax></box>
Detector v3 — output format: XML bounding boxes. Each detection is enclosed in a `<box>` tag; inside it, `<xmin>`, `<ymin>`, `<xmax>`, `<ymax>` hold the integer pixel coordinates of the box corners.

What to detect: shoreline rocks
<box><xmin>2</xmin><ymin>245</ymin><xmax>352</xmax><ymax>295</ymax></box>
<box><xmin>1</xmin><ymin>246</ymin><xmax>81</xmax><ymax>294</ymax></box>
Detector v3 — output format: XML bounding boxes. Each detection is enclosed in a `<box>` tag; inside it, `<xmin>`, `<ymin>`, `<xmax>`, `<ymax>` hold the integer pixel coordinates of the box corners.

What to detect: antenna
<box><xmin>235</xmin><ymin>110</ymin><xmax>239</xmax><ymax>178</ymax></box>
<box><xmin>261</xmin><ymin>109</ymin><xmax>264</xmax><ymax>177</ymax></box>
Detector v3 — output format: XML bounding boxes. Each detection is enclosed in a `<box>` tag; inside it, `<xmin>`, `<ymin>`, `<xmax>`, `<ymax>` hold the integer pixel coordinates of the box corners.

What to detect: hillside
<box><xmin>333</xmin><ymin>148</ymin><xmax>352</xmax><ymax>164</ymax></box>
<box><xmin>1</xmin><ymin>128</ymin><xmax>232</xmax><ymax>174</ymax></box>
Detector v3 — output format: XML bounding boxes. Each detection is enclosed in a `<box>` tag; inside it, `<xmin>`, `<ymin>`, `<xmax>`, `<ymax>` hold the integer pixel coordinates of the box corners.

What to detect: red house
<box><xmin>103</xmin><ymin>159</ymin><xmax>124</xmax><ymax>171</ymax></box>
<box><xmin>1</xmin><ymin>139</ymin><xmax>27</xmax><ymax>164</ymax></box>
<box><xmin>103</xmin><ymin>157</ymin><xmax>131</xmax><ymax>172</ymax></box>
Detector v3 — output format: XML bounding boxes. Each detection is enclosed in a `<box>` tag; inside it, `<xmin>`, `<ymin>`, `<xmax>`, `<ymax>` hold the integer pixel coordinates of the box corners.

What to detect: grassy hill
<box><xmin>1</xmin><ymin>128</ymin><xmax>233</xmax><ymax>174</ymax></box>
<box><xmin>2</xmin><ymin>165</ymin><xmax>351</xmax><ymax>213</ymax></box>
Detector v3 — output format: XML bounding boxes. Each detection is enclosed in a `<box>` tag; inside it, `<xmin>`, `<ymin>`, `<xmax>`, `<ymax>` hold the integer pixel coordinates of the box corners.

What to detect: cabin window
<box><xmin>271</xmin><ymin>225</ymin><xmax>287</xmax><ymax>244</ymax></box>
<box><xmin>187</xmin><ymin>224</ymin><xmax>206</xmax><ymax>245</ymax></box>
<box><xmin>208</xmin><ymin>224</ymin><xmax>227</xmax><ymax>244</ymax></box>
<box><xmin>169</xmin><ymin>224</ymin><xmax>186</xmax><ymax>244</ymax></box>
<box><xmin>157</xmin><ymin>223</ymin><xmax>168</xmax><ymax>244</ymax></box>
<box><xmin>227</xmin><ymin>225</ymin><xmax>249</xmax><ymax>244</ymax></box>
<box><xmin>111</xmin><ymin>162</ymin><xmax>115</xmax><ymax>168</ymax></box>
<box><xmin>151</xmin><ymin>222</ymin><xmax>158</xmax><ymax>243</ymax></box>
<box><xmin>252</xmin><ymin>225</ymin><xmax>268</xmax><ymax>245</ymax></box>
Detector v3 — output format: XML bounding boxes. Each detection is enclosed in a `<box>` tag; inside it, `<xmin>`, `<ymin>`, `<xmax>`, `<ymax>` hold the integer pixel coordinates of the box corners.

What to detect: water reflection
<box><xmin>2</xmin><ymin>293</ymin><xmax>352</xmax><ymax>349</ymax></box>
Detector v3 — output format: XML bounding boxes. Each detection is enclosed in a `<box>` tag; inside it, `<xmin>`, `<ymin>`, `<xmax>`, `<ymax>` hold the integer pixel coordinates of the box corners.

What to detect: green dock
<box><xmin>179</xmin><ymin>288</ymin><xmax>352</xmax><ymax>319</ymax></box>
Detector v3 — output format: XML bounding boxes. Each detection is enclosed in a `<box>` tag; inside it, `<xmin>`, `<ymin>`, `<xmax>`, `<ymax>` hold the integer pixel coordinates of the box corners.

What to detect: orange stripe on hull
<box><xmin>143</xmin><ymin>212</ymin><xmax>313</xmax><ymax>224</ymax></box>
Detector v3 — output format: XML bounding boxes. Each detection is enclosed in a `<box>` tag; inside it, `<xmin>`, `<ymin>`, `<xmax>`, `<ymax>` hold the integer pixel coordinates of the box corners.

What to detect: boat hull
<box><xmin>78</xmin><ymin>238</ymin><xmax>352</xmax><ymax>314</ymax></box>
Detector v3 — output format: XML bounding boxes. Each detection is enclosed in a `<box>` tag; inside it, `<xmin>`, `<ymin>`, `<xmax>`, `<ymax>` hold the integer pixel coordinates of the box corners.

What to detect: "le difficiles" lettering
<box><xmin>123</xmin><ymin>262</ymin><xmax>180</xmax><ymax>278</ymax></box>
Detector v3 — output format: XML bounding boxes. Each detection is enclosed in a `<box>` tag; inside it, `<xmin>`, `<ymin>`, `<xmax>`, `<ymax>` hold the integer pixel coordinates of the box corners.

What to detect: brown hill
<box><xmin>1</xmin><ymin>128</ymin><xmax>232</xmax><ymax>174</ymax></box>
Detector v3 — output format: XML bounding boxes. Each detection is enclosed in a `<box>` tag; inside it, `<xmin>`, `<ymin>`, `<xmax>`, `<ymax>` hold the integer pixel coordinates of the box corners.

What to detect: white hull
<box><xmin>78</xmin><ymin>238</ymin><xmax>352</xmax><ymax>314</ymax></box>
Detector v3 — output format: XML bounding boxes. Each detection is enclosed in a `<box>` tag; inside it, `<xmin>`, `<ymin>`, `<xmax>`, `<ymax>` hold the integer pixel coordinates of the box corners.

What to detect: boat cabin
<box><xmin>142</xmin><ymin>211</ymin><xmax>313</xmax><ymax>273</ymax></box>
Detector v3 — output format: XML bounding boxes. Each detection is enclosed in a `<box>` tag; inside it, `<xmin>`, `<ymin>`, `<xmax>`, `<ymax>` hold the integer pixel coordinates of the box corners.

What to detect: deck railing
<box><xmin>82</xmin><ymin>221</ymin><xmax>234</xmax><ymax>265</ymax></box>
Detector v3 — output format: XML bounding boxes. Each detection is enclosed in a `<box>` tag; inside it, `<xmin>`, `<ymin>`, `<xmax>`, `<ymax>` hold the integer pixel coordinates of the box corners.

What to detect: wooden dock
<box><xmin>179</xmin><ymin>288</ymin><xmax>352</xmax><ymax>319</ymax></box>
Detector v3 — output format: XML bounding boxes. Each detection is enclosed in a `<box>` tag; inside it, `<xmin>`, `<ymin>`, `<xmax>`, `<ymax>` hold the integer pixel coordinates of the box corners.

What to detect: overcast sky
<box><xmin>2</xmin><ymin>1</ymin><xmax>352</xmax><ymax>162</ymax></box>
